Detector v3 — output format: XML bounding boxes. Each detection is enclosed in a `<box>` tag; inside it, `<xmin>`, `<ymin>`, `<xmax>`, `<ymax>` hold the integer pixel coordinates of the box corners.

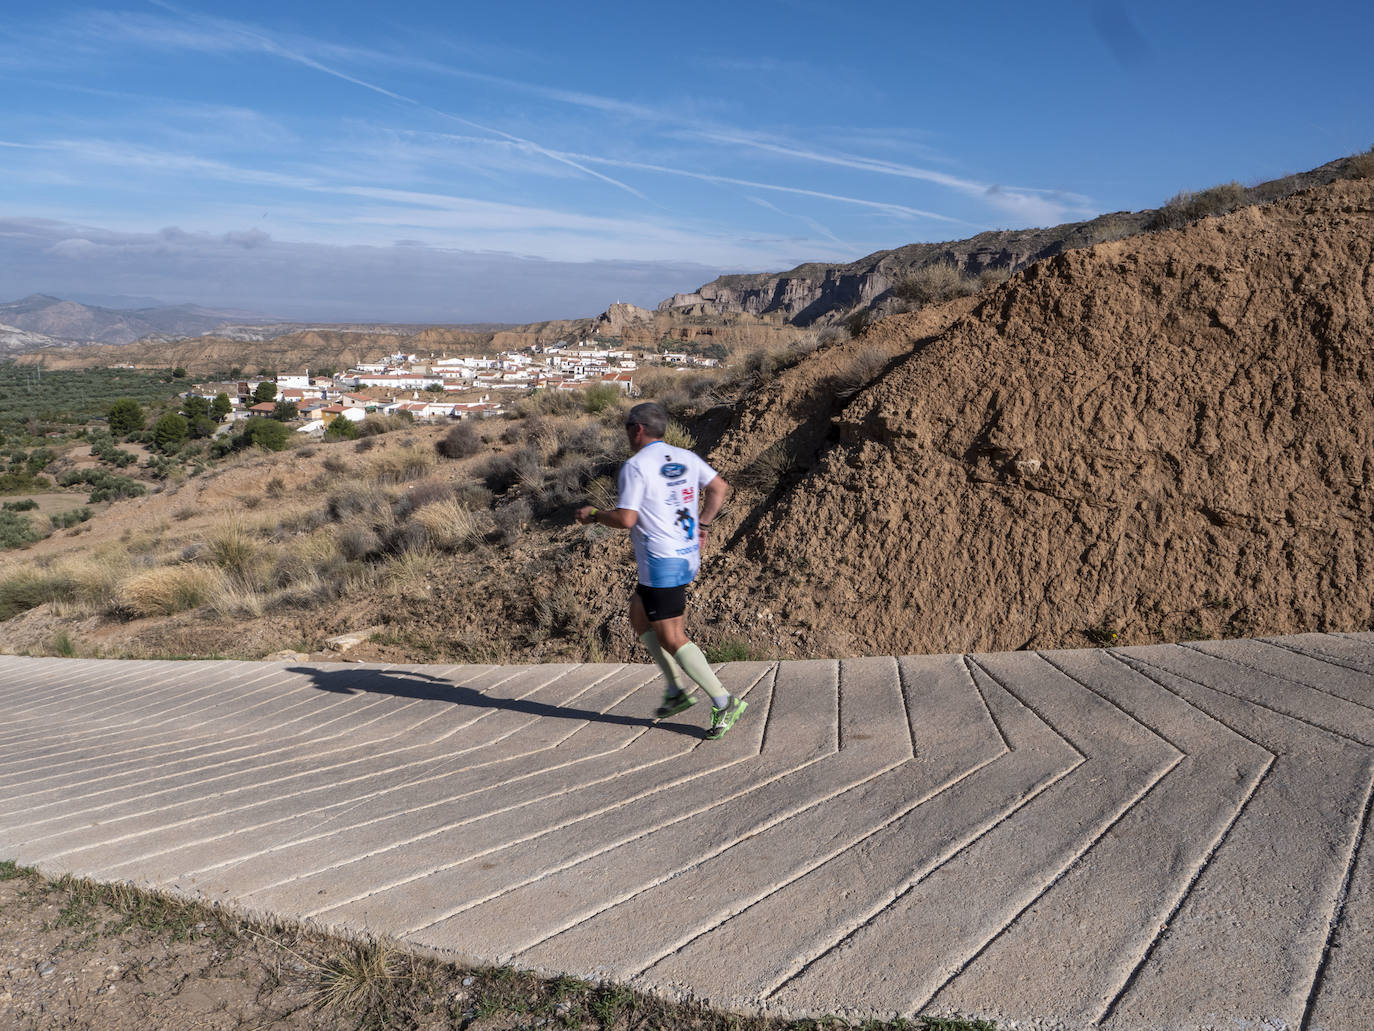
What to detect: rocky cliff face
<box><xmin>660</xmin><ymin>213</ymin><xmax>1150</xmax><ymax>325</ymax></box>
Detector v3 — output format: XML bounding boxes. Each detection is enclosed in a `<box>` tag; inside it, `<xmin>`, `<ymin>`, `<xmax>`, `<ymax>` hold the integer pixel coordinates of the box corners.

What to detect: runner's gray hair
<box><xmin>627</xmin><ymin>402</ymin><xmax>668</xmax><ymax>438</ymax></box>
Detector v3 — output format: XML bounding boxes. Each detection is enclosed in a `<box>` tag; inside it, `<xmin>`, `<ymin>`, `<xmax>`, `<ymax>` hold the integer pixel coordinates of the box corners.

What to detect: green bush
<box><xmin>49</xmin><ymin>507</ymin><xmax>92</xmax><ymax>529</ymax></box>
<box><xmin>57</xmin><ymin>468</ymin><xmax>147</xmax><ymax>504</ymax></box>
<box><xmin>273</xmin><ymin>400</ymin><xmax>299</xmax><ymax>421</ymax></box>
<box><xmin>0</xmin><ymin>509</ymin><xmax>43</xmax><ymax>549</ymax></box>
<box><xmin>2</xmin><ymin>498</ymin><xmax>38</xmax><ymax>511</ymax></box>
<box><xmin>90</xmin><ymin>434</ymin><xmax>137</xmax><ymax>467</ymax></box>
<box><xmin>582</xmin><ymin>384</ymin><xmax>623</xmax><ymax>414</ymax></box>
<box><xmin>240</xmin><ymin>417</ymin><xmax>290</xmax><ymax>451</ymax></box>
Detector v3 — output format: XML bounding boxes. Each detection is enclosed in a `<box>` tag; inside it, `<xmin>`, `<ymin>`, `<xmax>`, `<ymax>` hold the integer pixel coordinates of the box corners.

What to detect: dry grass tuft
<box><xmin>116</xmin><ymin>564</ymin><xmax>226</xmax><ymax>617</ymax></box>
<box><xmin>664</xmin><ymin>419</ymin><xmax>696</xmax><ymax>449</ymax></box>
<box><xmin>368</xmin><ymin>445</ymin><xmax>436</xmax><ymax>485</ymax></box>
<box><xmin>413</xmin><ymin>498</ymin><xmax>482</xmax><ymax>551</ymax></box>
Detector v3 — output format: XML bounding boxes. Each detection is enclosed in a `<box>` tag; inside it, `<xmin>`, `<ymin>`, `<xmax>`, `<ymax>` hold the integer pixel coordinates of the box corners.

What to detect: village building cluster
<box><xmin>187</xmin><ymin>340</ymin><xmax>720</xmax><ymax>434</ymax></box>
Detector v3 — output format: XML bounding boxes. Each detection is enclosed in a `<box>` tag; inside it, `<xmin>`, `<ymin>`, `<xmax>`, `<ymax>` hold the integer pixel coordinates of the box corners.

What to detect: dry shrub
<box><xmin>335</xmin><ymin>521</ymin><xmax>383</xmax><ymax>562</ymax></box>
<box><xmin>492</xmin><ymin>498</ymin><xmax>531</xmax><ymax>544</ymax></box>
<box><xmin>454</xmin><ymin>482</ymin><xmax>495</xmax><ymax>511</ymax></box>
<box><xmin>397</xmin><ymin>479</ymin><xmax>453</xmax><ymax>516</ymax></box>
<box><xmin>116</xmin><ymin>564</ymin><xmax>226</xmax><ymax>617</ymax></box>
<box><xmin>327</xmin><ymin>483</ymin><xmax>389</xmax><ymax>521</ymax></box>
<box><xmin>736</xmin><ymin>441</ymin><xmax>797</xmax><ymax>491</ymax></box>
<box><xmin>47</xmin><ymin>549</ymin><xmax>133</xmax><ymax>615</ymax></box>
<box><xmin>368</xmin><ymin>445</ymin><xmax>436</xmax><ymax>485</ymax></box>
<box><xmin>208</xmin><ymin>580</ymin><xmax>266</xmax><ymax>620</ymax></box>
<box><xmin>585</xmin><ymin>476</ymin><xmax>617</xmax><ymax>512</ymax></box>
<box><xmin>563</xmin><ymin>421</ymin><xmax>610</xmax><ymax>457</ymax></box>
<box><xmin>1346</xmin><ymin>147</ymin><xmax>1374</xmax><ymax>179</ymax></box>
<box><xmin>264</xmin><ymin>476</ymin><xmax>286</xmax><ymax>498</ymax></box>
<box><xmin>436</xmin><ymin>422</ymin><xmax>482</xmax><ymax>459</ymax></box>
<box><xmin>413</xmin><ymin>498</ymin><xmax>482</xmax><ymax>551</ymax></box>
<box><xmin>1147</xmin><ymin>181</ymin><xmax>1251</xmax><ymax>230</ymax></box>
<box><xmin>0</xmin><ymin>569</ymin><xmax>75</xmax><ymax>620</ymax></box>
<box><xmin>204</xmin><ymin>519</ymin><xmax>259</xmax><ymax>579</ymax></box>
<box><xmin>322</xmin><ymin>455</ymin><xmax>351</xmax><ymax>474</ymax></box>
<box><xmin>831</xmin><ymin>347</ymin><xmax>890</xmax><ymax>399</ymax></box>
<box><xmin>356</xmin><ymin>414</ymin><xmax>409</xmax><ymax>437</ymax></box>
<box><xmin>663</xmin><ymin>419</ymin><xmax>696</xmax><ymax>449</ymax></box>
<box><xmin>893</xmin><ymin>262</ymin><xmax>978</xmax><ymax>306</ymax></box>
<box><xmin>384</xmin><ymin>520</ymin><xmax>429</xmax><ymax>557</ymax></box>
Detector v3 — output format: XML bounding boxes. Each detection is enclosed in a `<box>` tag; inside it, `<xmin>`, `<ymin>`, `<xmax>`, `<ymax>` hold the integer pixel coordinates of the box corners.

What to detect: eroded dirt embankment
<box><xmin>691</xmin><ymin>178</ymin><xmax>1374</xmax><ymax>656</ymax></box>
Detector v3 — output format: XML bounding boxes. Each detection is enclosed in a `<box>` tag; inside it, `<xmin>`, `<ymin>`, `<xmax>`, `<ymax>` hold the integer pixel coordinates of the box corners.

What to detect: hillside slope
<box><xmin>663</xmin><ymin>150</ymin><xmax>1374</xmax><ymax>327</ymax></box>
<box><xmin>694</xmin><ymin>176</ymin><xmax>1374</xmax><ymax>655</ymax></box>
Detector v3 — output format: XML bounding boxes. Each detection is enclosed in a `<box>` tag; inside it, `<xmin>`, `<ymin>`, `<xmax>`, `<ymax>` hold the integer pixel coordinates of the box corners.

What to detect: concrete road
<box><xmin>1</xmin><ymin>634</ymin><xmax>1371</xmax><ymax>1030</ymax></box>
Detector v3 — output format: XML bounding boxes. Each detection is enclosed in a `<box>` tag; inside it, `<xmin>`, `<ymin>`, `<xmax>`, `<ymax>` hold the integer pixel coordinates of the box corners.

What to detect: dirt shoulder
<box><xmin>0</xmin><ymin>862</ymin><xmax>994</xmax><ymax>1031</ymax></box>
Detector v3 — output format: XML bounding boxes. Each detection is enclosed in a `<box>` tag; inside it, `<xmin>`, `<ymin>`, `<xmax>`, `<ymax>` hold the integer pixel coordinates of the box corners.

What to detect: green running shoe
<box><xmin>654</xmin><ymin>690</ymin><xmax>696</xmax><ymax>720</ymax></box>
<box><xmin>706</xmin><ymin>697</ymin><xmax>747</xmax><ymax>740</ymax></box>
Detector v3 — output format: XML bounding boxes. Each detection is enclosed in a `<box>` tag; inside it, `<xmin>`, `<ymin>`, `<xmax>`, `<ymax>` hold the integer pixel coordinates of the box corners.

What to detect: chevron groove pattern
<box><xmin>1</xmin><ymin>633</ymin><xmax>1372</xmax><ymax>1030</ymax></box>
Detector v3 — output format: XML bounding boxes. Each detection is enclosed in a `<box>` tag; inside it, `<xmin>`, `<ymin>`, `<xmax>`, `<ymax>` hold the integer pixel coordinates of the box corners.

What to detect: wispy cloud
<box><xmin>692</xmin><ymin>129</ymin><xmax>1097</xmax><ymax>223</ymax></box>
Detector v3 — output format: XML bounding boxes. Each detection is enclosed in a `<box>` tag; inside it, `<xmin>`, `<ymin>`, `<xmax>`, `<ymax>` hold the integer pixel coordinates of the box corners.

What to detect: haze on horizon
<box><xmin>1</xmin><ymin>0</ymin><xmax>1370</xmax><ymax>324</ymax></box>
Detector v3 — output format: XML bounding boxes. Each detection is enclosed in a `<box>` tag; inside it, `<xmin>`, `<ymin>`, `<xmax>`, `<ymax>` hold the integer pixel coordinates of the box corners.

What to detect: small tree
<box><xmin>171</xmin><ymin>367</ymin><xmax>187</xmax><ymax>379</ymax></box>
<box><xmin>426</xmin><ymin>381</ymin><xmax>446</xmax><ymax>393</ymax></box>
<box><xmin>324</xmin><ymin>415</ymin><xmax>359</xmax><ymax>441</ymax></box>
<box><xmin>152</xmin><ymin>412</ymin><xmax>189</xmax><ymax>453</ymax></box>
<box><xmin>190</xmin><ymin>415</ymin><xmax>217</xmax><ymax>439</ymax></box>
<box><xmin>273</xmin><ymin>400</ymin><xmax>300</xmax><ymax>421</ymax></box>
<box><xmin>253</xmin><ymin>381</ymin><xmax>277</xmax><ymax>404</ymax></box>
<box><xmin>241</xmin><ymin>417</ymin><xmax>289</xmax><ymax>451</ymax></box>
<box><xmin>211</xmin><ymin>392</ymin><xmax>233</xmax><ymax>422</ymax></box>
<box><xmin>107</xmin><ymin>399</ymin><xmax>145</xmax><ymax>437</ymax></box>
<box><xmin>183</xmin><ymin>395</ymin><xmax>211</xmax><ymax>420</ymax></box>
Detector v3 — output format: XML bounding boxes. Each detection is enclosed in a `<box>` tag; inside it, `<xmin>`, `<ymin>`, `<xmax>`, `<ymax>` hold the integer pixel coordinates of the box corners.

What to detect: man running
<box><xmin>575</xmin><ymin>401</ymin><xmax>746</xmax><ymax>740</ymax></box>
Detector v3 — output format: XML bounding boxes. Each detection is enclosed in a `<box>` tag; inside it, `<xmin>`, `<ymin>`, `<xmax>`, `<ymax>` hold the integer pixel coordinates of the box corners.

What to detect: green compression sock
<box><xmin>673</xmin><ymin>642</ymin><xmax>730</xmax><ymax>708</ymax></box>
<box><xmin>639</xmin><ymin>631</ymin><xmax>688</xmax><ymax>695</ymax></box>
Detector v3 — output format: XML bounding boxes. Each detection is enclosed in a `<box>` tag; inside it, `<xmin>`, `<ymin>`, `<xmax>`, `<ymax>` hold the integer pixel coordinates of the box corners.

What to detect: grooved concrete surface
<box><xmin>2</xmin><ymin>634</ymin><xmax>1373</xmax><ymax>1030</ymax></box>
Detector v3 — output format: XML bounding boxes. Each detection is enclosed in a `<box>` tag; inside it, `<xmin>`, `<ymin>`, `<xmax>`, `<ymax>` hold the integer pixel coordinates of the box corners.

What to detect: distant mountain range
<box><xmin>0</xmin><ymin>294</ymin><xmax>279</xmax><ymax>352</ymax></box>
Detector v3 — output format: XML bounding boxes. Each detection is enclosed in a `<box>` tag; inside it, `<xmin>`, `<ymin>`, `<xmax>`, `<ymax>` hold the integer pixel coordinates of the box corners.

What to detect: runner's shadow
<box><xmin>286</xmin><ymin>666</ymin><xmax>701</xmax><ymax>738</ymax></box>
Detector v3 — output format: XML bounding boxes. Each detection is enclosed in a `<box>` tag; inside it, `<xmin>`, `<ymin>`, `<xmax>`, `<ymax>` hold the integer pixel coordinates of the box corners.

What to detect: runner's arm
<box><xmin>575</xmin><ymin>505</ymin><xmax>638</xmax><ymax>529</ymax></box>
<box><xmin>699</xmin><ymin>475</ymin><xmax>729</xmax><ymax>529</ymax></box>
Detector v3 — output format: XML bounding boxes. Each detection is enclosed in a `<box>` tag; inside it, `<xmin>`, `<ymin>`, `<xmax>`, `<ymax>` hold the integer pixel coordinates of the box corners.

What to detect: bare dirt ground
<box><xmin>1</xmin><ymin>864</ymin><xmax>989</xmax><ymax>1031</ymax></box>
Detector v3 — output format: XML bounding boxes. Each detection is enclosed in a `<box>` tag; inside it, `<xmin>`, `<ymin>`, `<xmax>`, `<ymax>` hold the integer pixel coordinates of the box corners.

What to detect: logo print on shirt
<box><xmin>674</xmin><ymin>508</ymin><xmax>696</xmax><ymax>540</ymax></box>
<box><xmin>683</xmin><ymin>487</ymin><xmax>695</xmax><ymax>503</ymax></box>
<box><xmin>660</xmin><ymin>462</ymin><xmax>687</xmax><ymax>479</ymax></box>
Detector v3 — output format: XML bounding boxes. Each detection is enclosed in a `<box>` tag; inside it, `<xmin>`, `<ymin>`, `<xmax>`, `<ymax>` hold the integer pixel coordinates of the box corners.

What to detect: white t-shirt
<box><xmin>617</xmin><ymin>440</ymin><xmax>719</xmax><ymax>588</ymax></box>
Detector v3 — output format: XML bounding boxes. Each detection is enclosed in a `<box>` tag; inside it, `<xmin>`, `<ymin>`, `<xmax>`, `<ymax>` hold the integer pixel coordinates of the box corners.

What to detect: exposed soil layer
<box><xmin>693</xmin><ymin>178</ymin><xmax>1374</xmax><ymax>655</ymax></box>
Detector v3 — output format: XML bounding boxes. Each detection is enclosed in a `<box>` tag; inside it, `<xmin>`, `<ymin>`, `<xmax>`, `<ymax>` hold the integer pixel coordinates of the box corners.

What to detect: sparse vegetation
<box><xmin>1146</xmin><ymin>180</ymin><xmax>1251</xmax><ymax>231</ymax></box>
<box><xmin>0</xmin><ymin>863</ymin><xmax>1001</xmax><ymax>1031</ymax></box>
<box><xmin>893</xmin><ymin>262</ymin><xmax>980</xmax><ymax>306</ymax></box>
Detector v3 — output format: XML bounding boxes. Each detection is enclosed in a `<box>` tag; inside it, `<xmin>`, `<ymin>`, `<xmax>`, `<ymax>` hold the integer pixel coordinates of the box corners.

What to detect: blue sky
<box><xmin>1</xmin><ymin>0</ymin><xmax>1371</xmax><ymax>323</ymax></box>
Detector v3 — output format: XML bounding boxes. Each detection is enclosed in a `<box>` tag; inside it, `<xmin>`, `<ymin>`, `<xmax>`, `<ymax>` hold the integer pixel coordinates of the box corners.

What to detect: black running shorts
<box><xmin>636</xmin><ymin>582</ymin><xmax>687</xmax><ymax>621</ymax></box>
